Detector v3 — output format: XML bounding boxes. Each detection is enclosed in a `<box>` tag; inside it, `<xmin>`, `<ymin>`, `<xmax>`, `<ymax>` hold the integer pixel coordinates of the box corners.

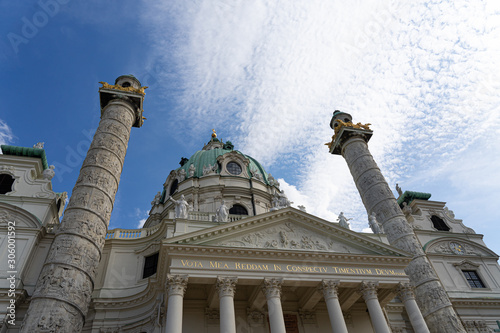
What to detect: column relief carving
<box><xmin>166</xmin><ymin>274</ymin><xmax>188</xmax><ymax>297</ymax></box>
<box><xmin>329</xmin><ymin>114</ymin><xmax>466</xmax><ymax>332</ymax></box>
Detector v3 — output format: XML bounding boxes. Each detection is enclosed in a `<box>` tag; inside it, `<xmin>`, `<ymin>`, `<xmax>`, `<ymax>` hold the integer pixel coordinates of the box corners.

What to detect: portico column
<box><xmin>165</xmin><ymin>275</ymin><xmax>188</xmax><ymax>333</ymax></box>
<box><xmin>318</xmin><ymin>280</ymin><xmax>348</xmax><ymax>333</ymax></box>
<box><xmin>359</xmin><ymin>282</ymin><xmax>391</xmax><ymax>333</ymax></box>
<box><xmin>262</xmin><ymin>278</ymin><xmax>286</xmax><ymax>333</ymax></box>
<box><xmin>216</xmin><ymin>276</ymin><xmax>238</xmax><ymax>333</ymax></box>
<box><xmin>396</xmin><ymin>283</ymin><xmax>430</xmax><ymax>333</ymax></box>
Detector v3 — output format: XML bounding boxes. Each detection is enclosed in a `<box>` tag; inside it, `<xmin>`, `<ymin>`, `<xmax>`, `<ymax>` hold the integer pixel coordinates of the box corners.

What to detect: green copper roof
<box><xmin>397</xmin><ymin>190</ymin><xmax>432</xmax><ymax>207</ymax></box>
<box><xmin>1</xmin><ymin>145</ymin><xmax>49</xmax><ymax>170</ymax></box>
<box><xmin>176</xmin><ymin>148</ymin><xmax>270</xmax><ymax>183</ymax></box>
<box><xmin>159</xmin><ymin>146</ymin><xmax>271</xmax><ymax>203</ymax></box>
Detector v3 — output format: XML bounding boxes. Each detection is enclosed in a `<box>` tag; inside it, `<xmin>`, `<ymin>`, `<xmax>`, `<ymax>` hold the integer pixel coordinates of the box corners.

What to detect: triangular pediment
<box><xmin>167</xmin><ymin>208</ymin><xmax>410</xmax><ymax>257</ymax></box>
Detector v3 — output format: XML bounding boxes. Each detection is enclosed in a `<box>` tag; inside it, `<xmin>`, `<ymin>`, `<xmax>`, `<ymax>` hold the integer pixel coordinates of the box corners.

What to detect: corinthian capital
<box><xmin>358</xmin><ymin>281</ymin><xmax>378</xmax><ymax>301</ymax></box>
<box><xmin>396</xmin><ymin>282</ymin><xmax>415</xmax><ymax>302</ymax></box>
<box><xmin>216</xmin><ymin>276</ymin><xmax>238</xmax><ymax>298</ymax></box>
<box><xmin>318</xmin><ymin>279</ymin><xmax>340</xmax><ymax>300</ymax></box>
<box><xmin>262</xmin><ymin>278</ymin><xmax>283</xmax><ymax>299</ymax></box>
<box><xmin>166</xmin><ymin>274</ymin><xmax>188</xmax><ymax>297</ymax></box>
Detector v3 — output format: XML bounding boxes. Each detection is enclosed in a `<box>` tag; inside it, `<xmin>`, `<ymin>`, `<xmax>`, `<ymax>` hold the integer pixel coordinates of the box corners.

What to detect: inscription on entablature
<box><xmin>173</xmin><ymin>259</ymin><xmax>406</xmax><ymax>276</ymax></box>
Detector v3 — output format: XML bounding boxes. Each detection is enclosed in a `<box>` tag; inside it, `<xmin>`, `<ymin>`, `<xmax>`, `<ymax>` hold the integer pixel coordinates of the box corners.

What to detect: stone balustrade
<box><xmin>105</xmin><ymin>224</ymin><xmax>161</xmax><ymax>239</ymax></box>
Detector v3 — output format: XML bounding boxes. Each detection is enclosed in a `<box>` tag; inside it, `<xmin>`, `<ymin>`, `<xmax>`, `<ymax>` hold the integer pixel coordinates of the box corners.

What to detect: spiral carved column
<box><xmin>328</xmin><ymin>111</ymin><xmax>465</xmax><ymax>333</ymax></box>
<box><xmin>21</xmin><ymin>76</ymin><xmax>145</xmax><ymax>332</ymax></box>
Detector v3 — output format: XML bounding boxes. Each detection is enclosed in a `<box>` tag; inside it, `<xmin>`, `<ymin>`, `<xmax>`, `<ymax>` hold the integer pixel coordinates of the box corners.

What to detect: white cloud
<box><xmin>141</xmin><ymin>0</ymin><xmax>500</xmax><ymax>239</ymax></box>
<box><xmin>135</xmin><ymin>208</ymin><xmax>149</xmax><ymax>229</ymax></box>
<box><xmin>137</xmin><ymin>218</ymin><xmax>147</xmax><ymax>229</ymax></box>
<box><xmin>0</xmin><ymin>119</ymin><xmax>14</xmax><ymax>150</ymax></box>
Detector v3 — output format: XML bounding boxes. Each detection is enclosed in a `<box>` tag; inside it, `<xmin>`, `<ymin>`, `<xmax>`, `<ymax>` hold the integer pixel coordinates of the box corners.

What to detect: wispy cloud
<box><xmin>141</xmin><ymin>1</ymin><xmax>500</xmax><ymax>232</ymax></box>
<box><xmin>0</xmin><ymin>119</ymin><xmax>14</xmax><ymax>150</ymax></box>
<box><xmin>135</xmin><ymin>208</ymin><xmax>149</xmax><ymax>229</ymax></box>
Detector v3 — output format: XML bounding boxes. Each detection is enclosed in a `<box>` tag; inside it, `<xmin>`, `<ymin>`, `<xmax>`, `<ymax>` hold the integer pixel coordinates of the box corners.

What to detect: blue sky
<box><xmin>1</xmin><ymin>1</ymin><xmax>500</xmax><ymax>255</ymax></box>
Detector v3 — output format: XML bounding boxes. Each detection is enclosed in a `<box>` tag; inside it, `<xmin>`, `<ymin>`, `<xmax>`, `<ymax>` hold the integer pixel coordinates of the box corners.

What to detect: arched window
<box><xmin>121</xmin><ymin>81</ymin><xmax>131</xmax><ymax>87</ymax></box>
<box><xmin>0</xmin><ymin>174</ymin><xmax>15</xmax><ymax>194</ymax></box>
<box><xmin>169</xmin><ymin>179</ymin><xmax>178</xmax><ymax>196</ymax></box>
<box><xmin>229</xmin><ymin>204</ymin><xmax>248</xmax><ymax>215</ymax></box>
<box><xmin>431</xmin><ymin>215</ymin><xmax>450</xmax><ymax>231</ymax></box>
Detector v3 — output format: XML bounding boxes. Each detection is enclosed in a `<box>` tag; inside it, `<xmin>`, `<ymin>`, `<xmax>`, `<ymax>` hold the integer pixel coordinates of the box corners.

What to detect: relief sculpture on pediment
<box><xmin>216</xmin><ymin>223</ymin><xmax>361</xmax><ymax>253</ymax></box>
<box><xmin>427</xmin><ymin>240</ymin><xmax>486</xmax><ymax>256</ymax></box>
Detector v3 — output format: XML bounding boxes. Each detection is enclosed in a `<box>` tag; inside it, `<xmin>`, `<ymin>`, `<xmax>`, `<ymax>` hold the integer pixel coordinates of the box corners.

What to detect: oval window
<box><xmin>226</xmin><ymin>162</ymin><xmax>242</xmax><ymax>175</ymax></box>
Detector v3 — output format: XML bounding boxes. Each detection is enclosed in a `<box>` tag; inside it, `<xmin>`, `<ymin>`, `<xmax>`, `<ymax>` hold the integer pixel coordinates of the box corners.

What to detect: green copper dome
<box><xmin>159</xmin><ymin>137</ymin><xmax>275</xmax><ymax>203</ymax></box>
<box><xmin>176</xmin><ymin>147</ymin><xmax>270</xmax><ymax>182</ymax></box>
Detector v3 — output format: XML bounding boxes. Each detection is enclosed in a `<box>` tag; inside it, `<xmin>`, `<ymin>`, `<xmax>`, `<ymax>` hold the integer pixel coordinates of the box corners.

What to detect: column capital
<box><xmin>262</xmin><ymin>278</ymin><xmax>283</xmax><ymax>299</ymax></box>
<box><xmin>318</xmin><ymin>279</ymin><xmax>340</xmax><ymax>300</ymax></box>
<box><xmin>358</xmin><ymin>281</ymin><xmax>379</xmax><ymax>301</ymax></box>
<box><xmin>216</xmin><ymin>276</ymin><xmax>238</xmax><ymax>298</ymax></box>
<box><xmin>99</xmin><ymin>75</ymin><xmax>146</xmax><ymax>128</ymax></box>
<box><xmin>327</xmin><ymin>111</ymin><xmax>373</xmax><ymax>155</ymax></box>
<box><xmin>166</xmin><ymin>274</ymin><xmax>188</xmax><ymax>297</ymax></box>
<box><xmin>396</xmin><ymin>282</ymin><xmax>415</xmax><ymax>302</ymax></box>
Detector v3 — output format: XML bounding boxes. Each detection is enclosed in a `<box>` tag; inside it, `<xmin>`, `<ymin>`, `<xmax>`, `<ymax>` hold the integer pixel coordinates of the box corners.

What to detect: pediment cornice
<box><xmin>166</xmin><ymin>208</ymin><xmax>411</xmax><ymax>257</ymax></box>
<box><xmin>161</xmin><ymin>243</ymin><xmax>412</xmax><ymax>266</ymax></box>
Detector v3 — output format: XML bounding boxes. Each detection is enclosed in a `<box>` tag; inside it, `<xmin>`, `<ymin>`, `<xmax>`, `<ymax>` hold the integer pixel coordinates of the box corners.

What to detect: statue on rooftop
<box><xmin>33</xmin><ymin>142</ymin><xmax>44</xmax><ymax>149</ymax></box>
<box><xmin>368</xmin><ymin>212</ymin><xmax>382</xmax><ymax>234</ymax></box>
<box><xmin>337</xmin><ymin>212</ymin><xmax>352</xmax><ymax>229</ymax></box>
<box><xmin>396</xmin><ymin>183</ymin><xmax>403</xmax><ymax>197</ymax></box>
<box><xmin>177</xmin><ymin>169</ymin><xmax>186</xmax><ymax>182</ymax></box>
<box><xmin>270</xmin><ymin>190</ymin><xmax>292</xmax><ymax>211</ymax></box>
<box><xmin>188</xmin><ymin>164</ymin><xmax>196</xmax><ymax>177</ymax></box>
<box><xmin>152</xmin><ymin>191</ymin><xmax>162</xmax><ymax>206</ymax></box>
<box><xmin>169</xmin><ymin>194</ymin><xmax>189</xmax><ymax>219</ymax></box>
<box><xmin>250</xmin><ymin>166</ymin><xmax>263</xmax><ymax>181</ymax></box>
<box><xmin>216</xmin><ymin>200</ymin><xmax>229</xmax><ymax>223</ymax></box>
<box><xmin>402</xmin><ymin>202</ymin><xmax>412</xmax><ymax>216</ymax></box>
<box><xmin>268</xmin><ymin>173</ymin><xmax>276</xmax><ymax>186</ymax></box>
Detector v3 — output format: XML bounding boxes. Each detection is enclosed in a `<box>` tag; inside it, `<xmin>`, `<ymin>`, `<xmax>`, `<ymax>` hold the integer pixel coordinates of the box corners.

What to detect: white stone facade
<box><xmin>1</xmin><ymin>106</ymin><xmax>500</xmax><ymax>332</ymax></box>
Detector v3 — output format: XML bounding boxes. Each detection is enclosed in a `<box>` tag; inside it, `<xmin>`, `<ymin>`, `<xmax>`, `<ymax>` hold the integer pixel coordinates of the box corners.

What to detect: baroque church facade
<box><xmin>1</xmin><ymin>75</ymin><xmax>500</xmax><ymax>333</ymax></box>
